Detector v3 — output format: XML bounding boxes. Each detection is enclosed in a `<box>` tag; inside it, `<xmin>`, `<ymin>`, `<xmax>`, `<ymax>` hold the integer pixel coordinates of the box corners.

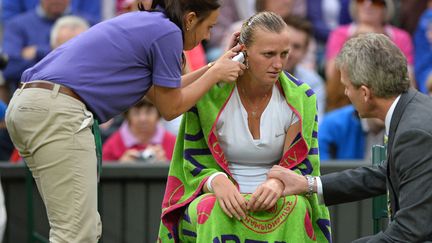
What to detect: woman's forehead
<box><xmin>250</xmin><ymin>28</ymin><xmax>290</xmax><ymax>47</ymax></box>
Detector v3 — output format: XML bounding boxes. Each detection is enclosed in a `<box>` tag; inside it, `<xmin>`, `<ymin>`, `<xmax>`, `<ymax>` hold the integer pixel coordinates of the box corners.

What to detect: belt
<box><xmin>20</xmin><ymin>82</ymin><xmax>82</xmax><ymax>102</ymax></box>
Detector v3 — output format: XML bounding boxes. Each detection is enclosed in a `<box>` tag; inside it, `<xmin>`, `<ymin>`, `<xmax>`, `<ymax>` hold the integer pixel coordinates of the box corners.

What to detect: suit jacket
<box><xmin>321</xmin><ymin>89</ymin><xmax>432</xmax><ymax>242</ymax></box>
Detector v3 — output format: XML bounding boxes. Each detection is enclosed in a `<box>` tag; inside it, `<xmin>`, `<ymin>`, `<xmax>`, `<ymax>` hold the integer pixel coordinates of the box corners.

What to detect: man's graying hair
<box><xmin>336</xmin><ymin>33</ymin><xmax>410</xmax><ymax>98</ymax></box>
<box><xmin>239</xmin><ymin>11</ymin><xmax>287</xmax><ymax>47</ymax></box>
<box><xmin>50</xmin><ymin>16</ymin><xmax>89</xmax><ymax>48</ymax></box>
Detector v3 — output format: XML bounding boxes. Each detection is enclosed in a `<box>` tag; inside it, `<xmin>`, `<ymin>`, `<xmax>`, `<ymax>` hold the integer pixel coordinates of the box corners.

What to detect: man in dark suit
<box><xmin>268</xmin><ymin>33</ymin><xmax>432</xmax><ymax>242</ymax></box>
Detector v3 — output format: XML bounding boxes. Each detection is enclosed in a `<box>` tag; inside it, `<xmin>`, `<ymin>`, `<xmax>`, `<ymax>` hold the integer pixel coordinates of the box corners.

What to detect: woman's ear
<box><xmin>183</xmin><ymin>12</ymin><xmax>197</xmax><ymax>30</ymax></box>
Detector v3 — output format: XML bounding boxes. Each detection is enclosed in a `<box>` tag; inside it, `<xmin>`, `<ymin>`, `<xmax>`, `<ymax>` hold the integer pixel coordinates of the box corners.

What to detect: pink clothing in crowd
<box><xmin>326</xmin><ymin>24</ymin><xmax>414</xmax><ymax>65</ymax></box>
<box><xmin>185</xmin><ymin>43</ymin><xmax>207</xmax><ymax>71</ymax></box>
<box><xmin>102</xmin><ymin>122</ymin><xmax>176</xmax><ymax>161</ymax></box>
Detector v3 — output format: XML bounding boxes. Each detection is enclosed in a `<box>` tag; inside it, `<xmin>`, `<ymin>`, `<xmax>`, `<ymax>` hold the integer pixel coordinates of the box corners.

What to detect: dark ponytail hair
<box><xmin>138</xmin><ymin>0</ymin><xmax>220</xmax><ymax>34</ymax></box>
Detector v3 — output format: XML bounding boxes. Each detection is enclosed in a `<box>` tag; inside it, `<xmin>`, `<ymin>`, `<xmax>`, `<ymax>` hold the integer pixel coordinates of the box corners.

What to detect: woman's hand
<box><xmin>210</xmin><ymin>45</ymin><xmax>246</xmax><ymax>83</ymax></box>
<box><xmin>247</xmin><ymin>178</ymin><xmax>284</xmax><ymax>212</ymax></box>
<box><xmin>211</xmin><ymin>174</ymin><xmax>247</xmax><ymax>220</ymax></box>
<box><xmin>225</xmin><ymin>31</ymin><xmax>241</xmax><ymax>51</ymax></box>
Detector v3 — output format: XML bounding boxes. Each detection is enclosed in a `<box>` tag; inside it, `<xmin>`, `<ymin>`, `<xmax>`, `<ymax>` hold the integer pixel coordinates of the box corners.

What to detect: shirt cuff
<box><xmin>316</xmin><ymin>176</ymin><xmax>325</xmax><ymax>204</ymax></box>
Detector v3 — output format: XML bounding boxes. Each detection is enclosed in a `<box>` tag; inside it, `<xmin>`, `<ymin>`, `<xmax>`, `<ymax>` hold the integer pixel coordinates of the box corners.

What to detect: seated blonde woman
<box><xmin>158</xmin><ymin>12</ymin><xmax>330</xmax><ymax>242</ymax></box>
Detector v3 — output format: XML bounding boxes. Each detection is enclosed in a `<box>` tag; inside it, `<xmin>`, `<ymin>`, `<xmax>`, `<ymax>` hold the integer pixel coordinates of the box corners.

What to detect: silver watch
<box><xmin>304</xmin><ymin>175</ymin><xmax>315</xmax><ymax>197</ymax></box>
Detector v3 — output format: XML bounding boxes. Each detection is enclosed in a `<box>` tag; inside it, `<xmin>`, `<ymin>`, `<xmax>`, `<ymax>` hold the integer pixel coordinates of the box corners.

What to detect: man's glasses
<box><xmin>356</xmin><ymin>0</ymin><xmax>386</xmax><ymax>7</ymax></box>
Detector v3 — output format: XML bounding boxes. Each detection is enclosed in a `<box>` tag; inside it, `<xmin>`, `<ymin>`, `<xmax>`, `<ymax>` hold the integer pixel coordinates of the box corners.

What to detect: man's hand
<box><xmin>211</xmin><ymin>174</ymin><xmax>247</xmax><ymax>220</ymax></box>
<box><xmin>247</xmin><ymin>178</ymin><xmax>284</xmax><ymax>212</ymax></box>
<box><xmin>267</xmin><ymin>165</ymin><xmax>309</xmax><ymax>196</ymax></box>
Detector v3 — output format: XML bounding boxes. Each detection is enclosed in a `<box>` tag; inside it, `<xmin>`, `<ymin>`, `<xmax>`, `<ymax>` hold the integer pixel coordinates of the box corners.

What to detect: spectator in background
<box><xmin>2</xmin><ymin>0</ymin><xmax>96</xmax><ymax>95</ymax></box>
<box><xmin>393</xmin><ymin>0</ymin><xmax>428</xmax><ymax>35</ymax></box>
<box><xmin>318</xmin><ymin>105</ymin><xmax>385</xmax><ymax>162</ymax></box>
<box><xmin>206</xmin><ymin>0</ymin><xmax>256</xmax><ymax>61</ymax></box>
<box><xmin>306</xmin><ymin>0</ymin><xmax>352</xmax><ymax>70</ymax></box>
<box><xmin>325</xmin><ymin>0</ymin><xmax>414</xmax><ymax>111</ymax></box>
<box><xmin>50</xmin><ymin>15</ymin><xmax>89</xmax><ymax>49</ymax></box>
<box><xmin>414</xmin><ymin>0</ymin><xmax>432</xmax><ymax>94</ymax></box>
<box><xmin>1</xmin><ymin>0</ymin><xmax>100</xmax><ymax>23</ymax></box>
<box><xmin>284</xmin><ymin>16</ymin><xmax>326</xmax><ymax>122</ymax></box>
<box><xmin>102</xmin><ymin>99</ymin><xmax>176</xmax><ymax>163</ymax></box>
<box><xmin>306</xmin><ymin>0</ymin><xmax>352</xmax><ymax>44</ymax></box>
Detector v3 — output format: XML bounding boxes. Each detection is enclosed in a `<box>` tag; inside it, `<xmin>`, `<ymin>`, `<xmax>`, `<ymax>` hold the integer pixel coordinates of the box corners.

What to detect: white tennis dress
<box><xmin>216</xmin><ymin>85</ymin><xmax>298</xmax><ymax>193</ymax></box>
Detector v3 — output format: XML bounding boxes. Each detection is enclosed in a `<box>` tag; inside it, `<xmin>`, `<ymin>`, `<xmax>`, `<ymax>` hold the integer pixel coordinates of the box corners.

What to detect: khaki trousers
<box><xmin>5</xmin><ymin>85</ymin><xmax>102</xmax><ymax>243</ymax></box>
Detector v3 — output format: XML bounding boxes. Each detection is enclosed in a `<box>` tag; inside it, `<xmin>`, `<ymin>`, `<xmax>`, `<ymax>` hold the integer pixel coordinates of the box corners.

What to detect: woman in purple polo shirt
<box><xmin>5</xmin><ymin>0</ymin><xmax>245</xmax><ymax>242</ymax></box>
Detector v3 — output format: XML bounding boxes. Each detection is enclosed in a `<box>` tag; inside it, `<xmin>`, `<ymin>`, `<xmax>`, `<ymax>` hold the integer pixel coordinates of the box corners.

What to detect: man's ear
<box><xmin>183</xmin><ymin>11</ymin><xmax>197</xmax><ymax>30</ymax></box>
<box><xmin>361</xmin><ymin>85</ymin><xmax>372</xmax><ymax>103</ymax></box>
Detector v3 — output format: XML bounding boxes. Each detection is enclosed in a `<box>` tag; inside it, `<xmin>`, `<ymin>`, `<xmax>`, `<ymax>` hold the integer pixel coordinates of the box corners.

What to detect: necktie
<box><xmin>384</xmin><ymin>134</ymin><xmax>392</xmax><ymax>221</ymax></box>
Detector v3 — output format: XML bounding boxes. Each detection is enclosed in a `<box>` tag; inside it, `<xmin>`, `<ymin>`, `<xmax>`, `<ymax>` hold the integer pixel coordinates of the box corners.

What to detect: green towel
<box><xmin>158</xmin><ymin>72</ymin><xmax>331</xmax><ymax>242</ymax></box>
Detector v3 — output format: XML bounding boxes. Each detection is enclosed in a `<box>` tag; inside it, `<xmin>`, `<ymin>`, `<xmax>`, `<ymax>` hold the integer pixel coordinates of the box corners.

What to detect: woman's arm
<box><xmin>146</xmin><ymin>46</ymin><xmax>245</xmax><ymax>120</ymax></box>
<box><xmin>180</xmin><ymin>62</ymin><xmax>213</xmax><ymax>88</ymax></box>
<box><xmin>248</xmin><ymin>122</ymin><xmax>302</xmax><ymax>211</ymax></box>
<box><xmin>283</xmin><ymin>121</ymin><xmax>302</xmax><ymax>154</ymax></box>
<box><xmin>205</xmin><ymin>173</ymin><xmax>247</xmax><ymax>221</ymax></box>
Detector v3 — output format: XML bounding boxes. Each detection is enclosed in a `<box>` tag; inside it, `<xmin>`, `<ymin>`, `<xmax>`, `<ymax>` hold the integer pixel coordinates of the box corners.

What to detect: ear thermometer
<box><xmin>232</xmin><ymin>52</ymin><xmax>245</xmax><ymax>63</ymax></box>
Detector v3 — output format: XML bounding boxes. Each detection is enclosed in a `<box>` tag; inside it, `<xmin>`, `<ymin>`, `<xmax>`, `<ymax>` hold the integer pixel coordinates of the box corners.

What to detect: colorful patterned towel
<box><xmin>157</xmin><ymin>72</ymin><xmax>331</xmax><ymax>242</ymax></box>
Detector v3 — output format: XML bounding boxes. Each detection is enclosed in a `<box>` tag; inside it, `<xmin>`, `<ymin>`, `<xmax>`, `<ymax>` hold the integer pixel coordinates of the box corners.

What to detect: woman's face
<box><xmin>244</xmin><ymin>27</ymin><xmax>291</xmax><ymax>85</ymax></box>
<box><xmin>356</xmin><ymin>0</ymin><xmax>386</xmax><ymax>25</ymax></box>
<box><xmin>127</xmin><ymin>106</ymin><xmax>160</xmax><ymax>138</ymax></box>
<box><xmin>183</xmin><ymin>9</ymin><xmax>220</xmax><ymax>50</ymax></box>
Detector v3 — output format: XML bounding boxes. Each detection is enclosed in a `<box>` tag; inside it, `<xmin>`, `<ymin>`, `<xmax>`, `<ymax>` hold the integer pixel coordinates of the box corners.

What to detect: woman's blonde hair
<box><xmin>239</xmin><ymin>11</ymin><xmax>287</xmax><ymax>47</ymax></box>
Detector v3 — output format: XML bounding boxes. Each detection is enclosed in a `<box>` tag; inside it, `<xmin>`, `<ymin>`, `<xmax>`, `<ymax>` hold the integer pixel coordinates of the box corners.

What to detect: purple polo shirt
<box><xmin>21</xmin><ymin>11</ymin><xmax>183</xmax><ymax>123</ymax></box>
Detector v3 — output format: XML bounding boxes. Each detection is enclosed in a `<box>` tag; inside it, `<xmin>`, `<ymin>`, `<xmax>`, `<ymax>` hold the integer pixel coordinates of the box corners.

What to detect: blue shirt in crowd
<box><xmin>22</xmin><ymin>11</ymin><xmax>183</xmax><ymax>123</ymax></box>
<box><xmin>318</xmin><ymin>105</ymin><xmax>365</xmax><ymax>161</ymax></box>
<box><xmin>2</xmin><ymin>6</ymin><xmax>97</xmax><ymax>88</ymax></box>
<box><xmin>2</xmin><ymin>0</ymin><xmax>101</xmax><ymax>23</ymax></box>
<box><xmin>306</xmin><ymin>0</ymin><xmax>352</xmax><ymax>43</ymax></box>
<box><xmin>414</xmin><ymin>8</ymin><xmax>432</xmax><ymax>94</ymax></box>
<box><xmin>0</xmin><ymin>101</ymin><xmax>6</xmax><ymax>120</ymax></box>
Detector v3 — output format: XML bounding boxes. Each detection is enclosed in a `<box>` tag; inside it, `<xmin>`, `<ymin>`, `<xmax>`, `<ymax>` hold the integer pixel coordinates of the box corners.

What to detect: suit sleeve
<box><xmin>321</xmin><ymin>163</ymin><xmax>387</xmax><ymax>206</ymax></box>
<box><xmin>368</xmin><ymin>129</ymin><xmax>432</xmax><ymax>242</ymax></box>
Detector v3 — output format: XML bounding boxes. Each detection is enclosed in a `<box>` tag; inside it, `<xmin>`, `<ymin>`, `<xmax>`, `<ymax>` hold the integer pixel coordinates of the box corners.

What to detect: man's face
<box><xmin>340</xmin><ymin>68</ymin><xmax>369</xmax><ymax>117</ymax></box>
<box><xmin>285</xmin><ymin>26</ymin><xmax>308</xmax><ymax>72</ymax></box>
<box><xmin>41</xmin><ymin>0</ymin><xmax>70</xmax><ymax>18</ymax></box>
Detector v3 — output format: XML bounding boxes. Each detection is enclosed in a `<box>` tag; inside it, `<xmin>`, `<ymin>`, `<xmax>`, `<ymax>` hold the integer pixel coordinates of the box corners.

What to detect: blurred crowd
<box><xmin>0</xmin><ymin>0</ymin><xmax>432</xmax><ymax>164</ymax></box>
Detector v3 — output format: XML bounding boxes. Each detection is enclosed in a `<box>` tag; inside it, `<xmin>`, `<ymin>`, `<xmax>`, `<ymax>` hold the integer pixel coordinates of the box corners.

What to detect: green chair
<box><xmin>371</xmin><ymin>145</ymin><xmax>388</xmax><ymax>233</ymax></box>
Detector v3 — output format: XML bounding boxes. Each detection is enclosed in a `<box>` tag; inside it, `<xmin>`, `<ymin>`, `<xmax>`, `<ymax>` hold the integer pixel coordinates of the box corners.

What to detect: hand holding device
<box><xmin>232</xmin><ymin>52</ymin><xmax>245</xmax><ymax>63</ymax></box>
